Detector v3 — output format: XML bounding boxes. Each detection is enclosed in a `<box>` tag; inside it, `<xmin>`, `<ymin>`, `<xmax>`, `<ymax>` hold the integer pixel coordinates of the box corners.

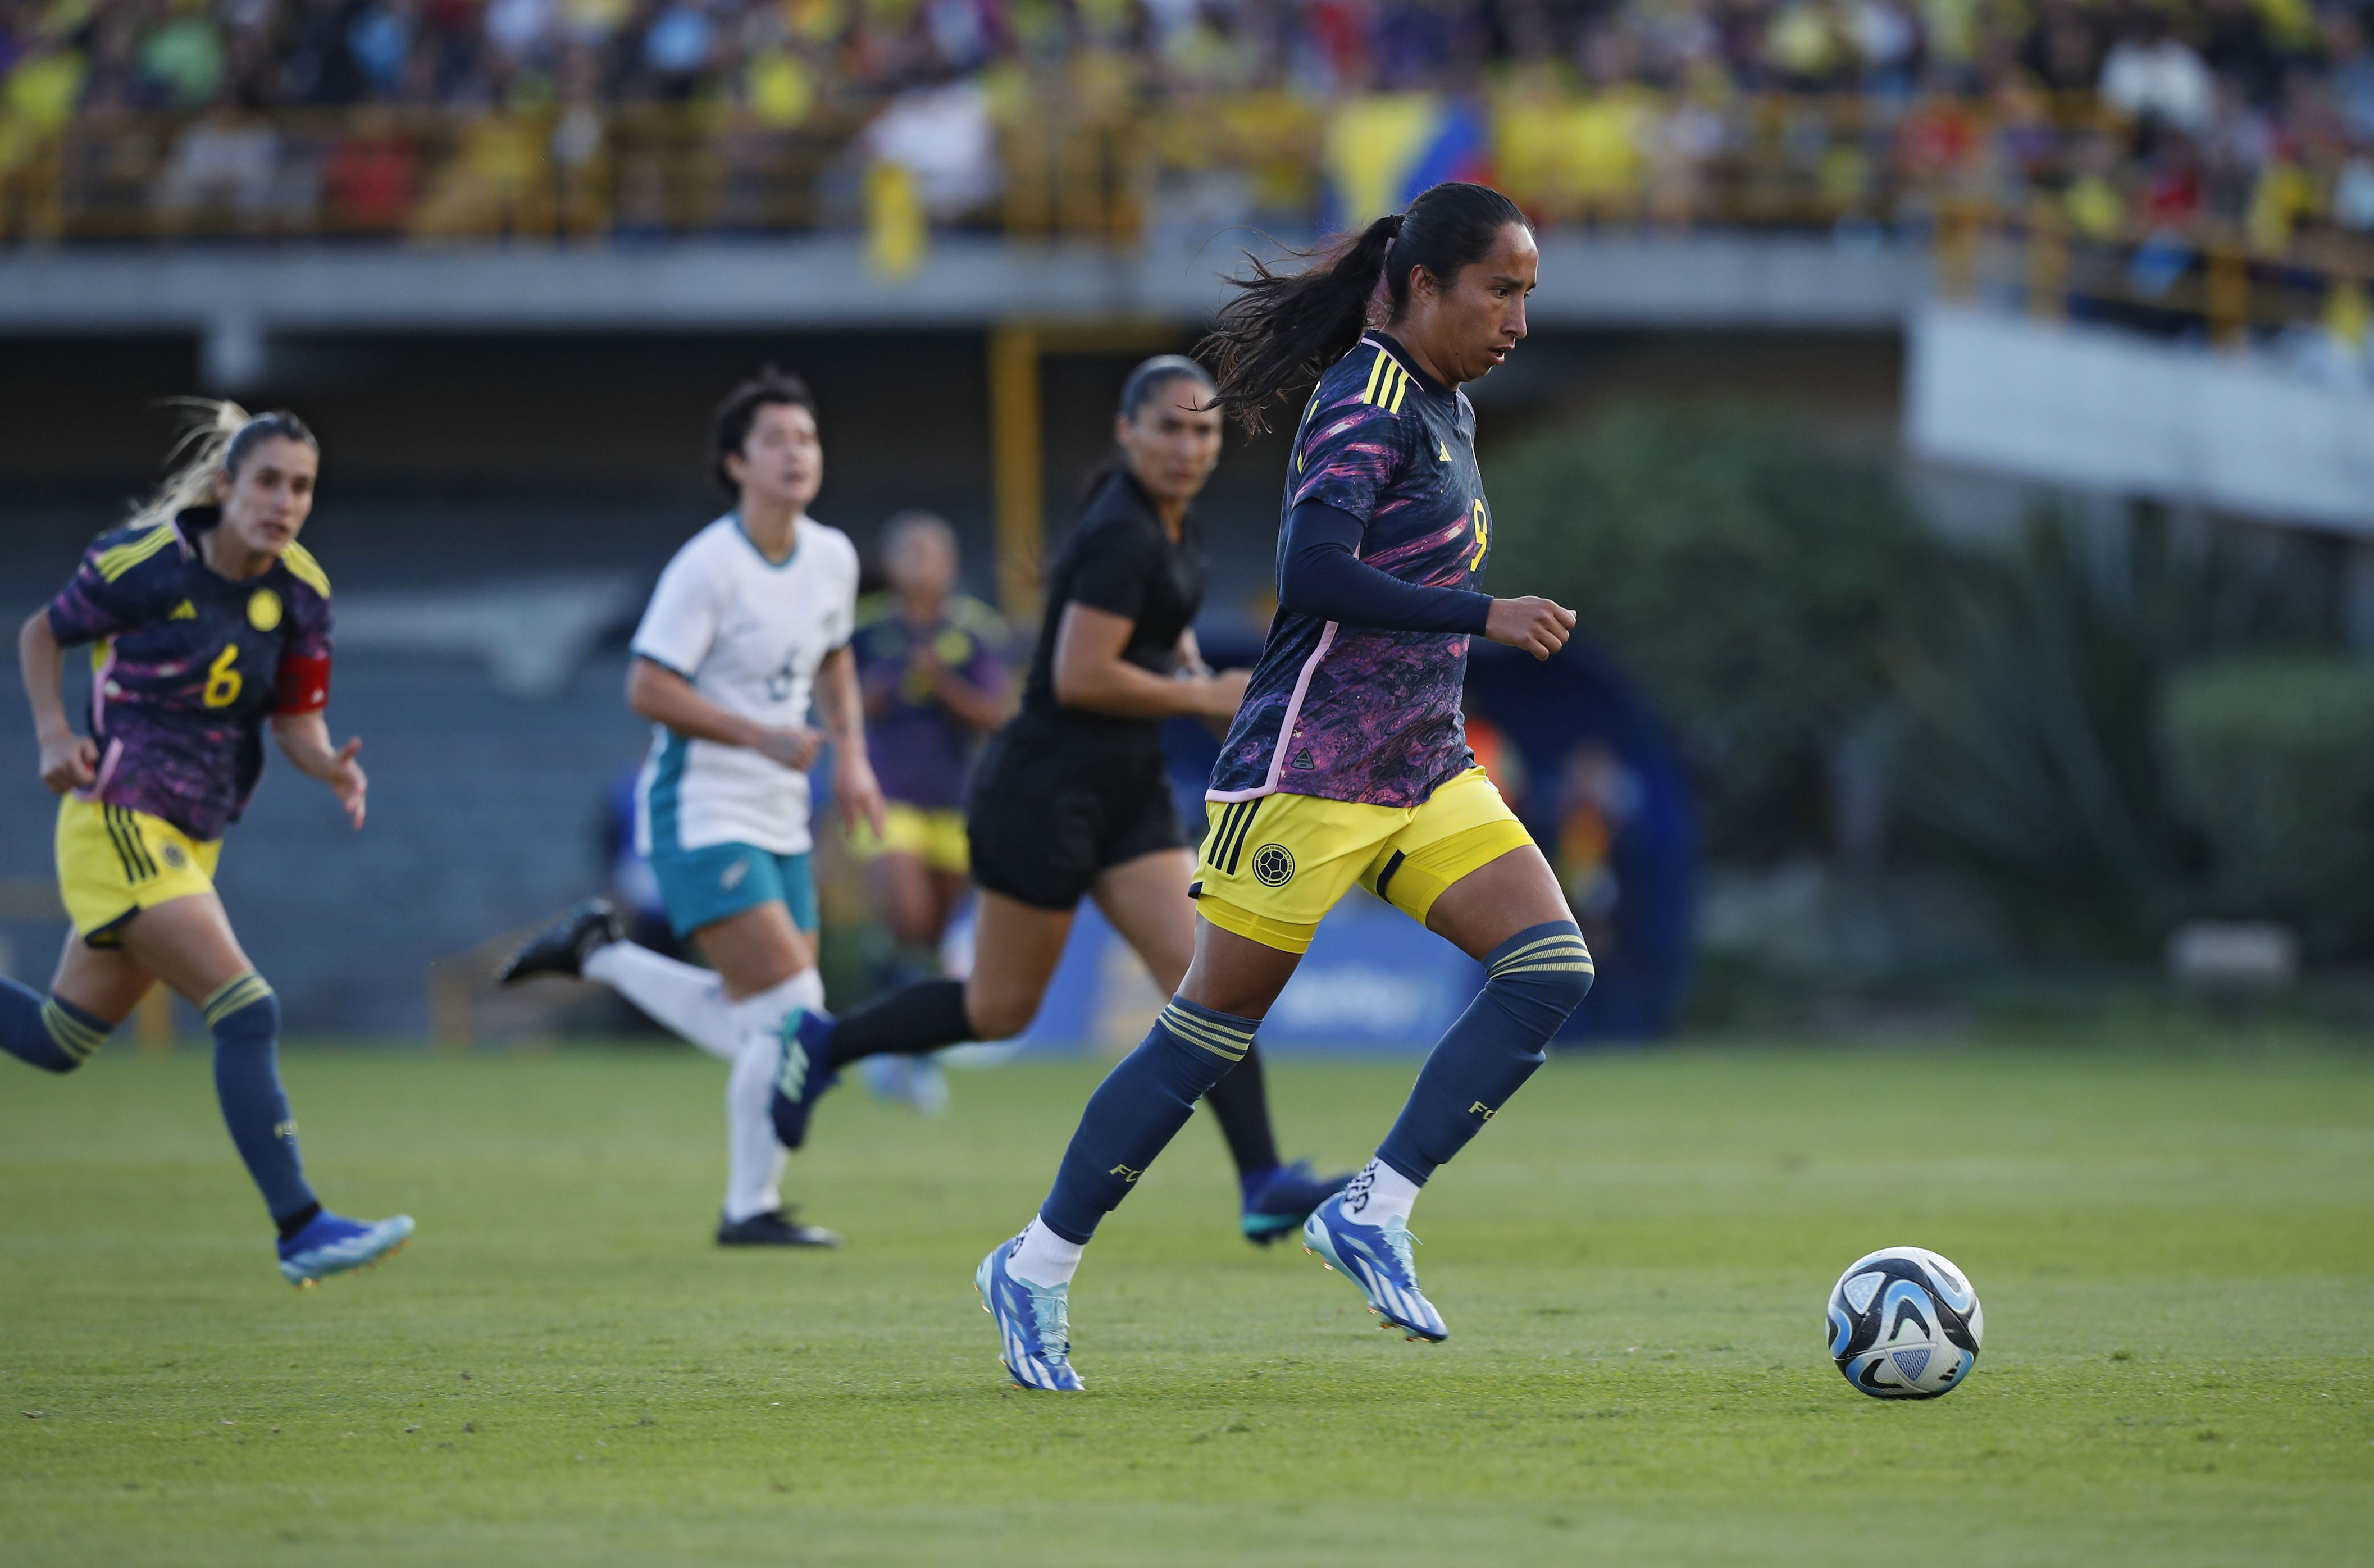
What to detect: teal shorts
<box><xmin>649</xmin><ymin>841</ymin><xmax>818</xmax><ymax>939</ymax></box>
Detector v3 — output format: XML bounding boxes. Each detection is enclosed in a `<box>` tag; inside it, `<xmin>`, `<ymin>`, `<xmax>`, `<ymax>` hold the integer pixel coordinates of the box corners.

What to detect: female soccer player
<box><xmin>976</xmin><ymin>183</ymin><xmax>1588</xmax><ymax>1390</ymax></box>
<box><xmin>774</xmin><ymin>355</ymin><xmax>1352</xmax><ymax>1244</ymax></box>
<box><xmin>1</xmin><ymin>404</ymin><xmax>414</xmax><ymax>1288</ymax></box>
<box><xmin>846</xmin><ymin>511</ymin><xmax>1009</xmax><ymax>1114</ymax></box>
<box><xmin>500</xmin><ymin>367</ymin><xmax>885</xmax><ymax>1249</ymax></box>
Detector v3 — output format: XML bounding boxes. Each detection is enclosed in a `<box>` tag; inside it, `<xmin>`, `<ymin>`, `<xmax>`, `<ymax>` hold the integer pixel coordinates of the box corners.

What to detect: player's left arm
<box><xmin>270</xmin><ymin>711</ymin><xmax>366</xmax><ymax>831</ymax></box>
<box><xmin>815</xmin><ymin>644</ymin><xmax>885</xmax><ymax>837</ymax></box>
<box><xmin>268</xmin><ymin>589</ymin><xmax>366</xmax><ymax>829</ymax></box>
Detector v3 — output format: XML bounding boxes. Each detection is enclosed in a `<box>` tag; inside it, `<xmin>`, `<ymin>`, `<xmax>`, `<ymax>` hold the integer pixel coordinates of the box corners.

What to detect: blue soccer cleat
<box><xmin>975</xmin><ymin>1235</ymin><xmax>1085</xmax><ymax>1392</ymax></box>
<box><xmin>278</xmin><ymin>1210</ymin><xmax>414</xmax><ymax>1288</ymax></box>
<box><xmin>1302</xmin><ymin>1192</ymin><xmax>1447</xmax><ymax>1343</ymax></box>
<box><xmin>1241</xmin><ymin>1160</ymin><xmax>1354</xmax><ymax>1246</ymax></box>
<box><xmin>768</xmin><ymin>1008</ymin><xmax>841</xmax><ymax>1150</ymax></box>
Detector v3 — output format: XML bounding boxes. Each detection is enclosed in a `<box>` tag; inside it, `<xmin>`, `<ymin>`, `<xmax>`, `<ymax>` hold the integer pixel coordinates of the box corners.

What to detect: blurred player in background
<box><xmin>1</xmin><ymin>403</ymin><xmax>414</xmax><ymax>1288</ymax></box>
<box><xmin>846</xmin><ymin>511</ymin><xmax>1009</xmax><ymax>1114</ymax></box>
<box><xmin>771</xmin><ymin>355</ymin><xmax>1352</xmax><ymax>1245</ymax></box>
<box><xmin>500</xmin><ymin>367</ymin><xmax>885</xmax><ymax>1248</ymax></box>
<box><xmin>977</xmin><ymin>184</ymin><xmax>1592</xmax><ymax>1389</ymax></box>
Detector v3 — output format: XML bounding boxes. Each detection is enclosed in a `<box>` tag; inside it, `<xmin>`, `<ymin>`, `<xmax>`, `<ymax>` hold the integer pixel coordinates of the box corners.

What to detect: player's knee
<box><xmin>204</xmin><ymin>972</ymin><xmax>280</xmax><ymax>1043</ymax></box>
<box><xmin>34</xmin><ymin>994</ymin><xmax>112</xmax><ymax>1073</ymax></box>
<box><xmin>964</xmin><ymin>990</ymin><xmax>1037</xmax><ymax>1041</ymax></box>
<box><xmin>1532</xmin><ymin>949</ymin><xmax>1594</xmax><ymax>1016</ymax></box>
<box><xmin>1486</xmin><ymin>923</ymin><xmax>1594</xmax><ymax>1024</ymax></box>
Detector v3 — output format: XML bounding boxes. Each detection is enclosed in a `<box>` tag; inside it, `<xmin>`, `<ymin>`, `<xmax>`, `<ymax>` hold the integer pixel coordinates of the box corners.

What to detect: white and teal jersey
<box><xmin>631</xmin><ymin>513</ymin><xmax>859</xmax><ymax>859</ymax></box>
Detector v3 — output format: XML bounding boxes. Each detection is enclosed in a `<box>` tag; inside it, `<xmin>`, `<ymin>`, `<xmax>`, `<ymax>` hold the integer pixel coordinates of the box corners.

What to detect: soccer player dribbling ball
<box><xmin>978</xmin><ymin>183</ymin><xmax>1588</xmax><ymax>1390</ymax></box>
<box><xmin>499</xmin><ymin>368</ymin><xmax>886</xmax><ymax>1248</ymax></box>
<box><xmin>2</xmin><ymin>403</ymin><xmax>414</xmax><ymax>1288</ymax></box>
<box><xmin>769</xmin><ymin>357</ymin><xmax>1354</xmax><ymax>1246</ymax></box>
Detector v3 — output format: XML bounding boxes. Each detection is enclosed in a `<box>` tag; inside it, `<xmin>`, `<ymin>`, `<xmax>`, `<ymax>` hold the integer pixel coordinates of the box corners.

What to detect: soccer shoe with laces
<box><xmin>1240</xmin><ymin>1160</ymin><xmax>1355</xmax><ymax>1245</ymax></box>
<box><xmin>716</xmin><ymin>1207</ymin><xmax>841</xmax><ymax>1248</ymax></box>
<box><xmin>1301</xmin><ymin>1192</ymin><xmax>1448</xmax><ymax>1342</ymax></box>
<box><xmin>768</xmin><ymin>1007</ymin><xmax>841</xmax><ymax>1150</ymax></box>
<box><xmin>975</xmin><ymin>1236</ymin><xmax>1085</xmax><ymax>1391</ymax></box>
<box><xmin>279</xmin><ymin>1210</ymin><xmax>415</xmax><ymax>1287</ymax></box>
<box><xmin>496</xmin><ymin>899</ymin><xmax>621</xmax><ymax>984</ymax></box>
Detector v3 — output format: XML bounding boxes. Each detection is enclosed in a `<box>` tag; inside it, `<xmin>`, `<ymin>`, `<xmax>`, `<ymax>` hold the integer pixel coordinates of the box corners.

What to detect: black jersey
<box><xmin>1013</xmin><ymin>468</ymin><xmax>1205</xmax><ymax>756</ymax></box>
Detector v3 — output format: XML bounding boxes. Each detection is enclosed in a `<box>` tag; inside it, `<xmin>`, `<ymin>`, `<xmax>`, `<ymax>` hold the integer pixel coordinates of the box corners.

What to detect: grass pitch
<box><xmin>2</xmin><ymin>1037</ymin><xmax>2369</xmax><ymax>1566</ymax></box>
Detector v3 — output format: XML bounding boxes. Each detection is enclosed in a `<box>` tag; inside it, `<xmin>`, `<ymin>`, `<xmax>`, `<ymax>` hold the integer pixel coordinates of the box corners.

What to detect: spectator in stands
<box><xmin>2100</xmin><ymin>5</ymin><xmax>2216</xmax><ymax>133</ymax></box>
<box><xmin>154</xmin><ymin>97</ymin><xmax>282</xmax><ymax>224</ymax></box>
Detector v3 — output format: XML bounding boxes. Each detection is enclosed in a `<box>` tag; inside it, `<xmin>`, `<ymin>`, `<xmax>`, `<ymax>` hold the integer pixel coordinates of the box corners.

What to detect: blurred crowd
<box><xmin>1</xmin><ymin>0</ymin><xmax>2372</xmax><ymax>253</ymax></box>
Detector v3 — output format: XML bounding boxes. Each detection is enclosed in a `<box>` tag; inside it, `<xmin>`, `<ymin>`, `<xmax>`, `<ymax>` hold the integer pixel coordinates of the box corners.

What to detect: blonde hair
<box><xmin>124</xmin><ymin>398</ymin><xmax>317</xmax><ymax>534</ymax></box>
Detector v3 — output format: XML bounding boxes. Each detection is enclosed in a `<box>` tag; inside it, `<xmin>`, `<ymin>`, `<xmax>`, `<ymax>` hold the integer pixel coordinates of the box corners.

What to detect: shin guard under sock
<box><xmin>1037</xmin><ymin>996</ymin><xmax>1258</xmax><ymax>1243</ymax></box>
<box><xmin>1375</xmin><ymin>922</ymin><xmax>1593</xmax><ymax>1185</ymax></box>
<box><xmin>204</xmin><ymin>973</ymin><xmax>318</xmax><ymax>1226</ymax></box>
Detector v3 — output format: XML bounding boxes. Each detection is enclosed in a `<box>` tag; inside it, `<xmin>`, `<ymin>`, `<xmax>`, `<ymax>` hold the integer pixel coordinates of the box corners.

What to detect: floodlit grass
<box><xmin>2</xmin><ymin>1038</ymin><xmax>2370</xmax><ymax>1566</ymax></box>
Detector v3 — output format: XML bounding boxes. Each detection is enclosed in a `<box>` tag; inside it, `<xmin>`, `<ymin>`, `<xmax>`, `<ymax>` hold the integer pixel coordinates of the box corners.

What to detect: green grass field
<box><xmin>2</xmin><ymin>1037</ymin><xmax>2370</xmax><ymax>1566</ymax></box>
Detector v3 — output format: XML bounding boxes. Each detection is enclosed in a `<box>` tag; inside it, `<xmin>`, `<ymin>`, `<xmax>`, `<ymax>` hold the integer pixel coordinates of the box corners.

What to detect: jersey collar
<box><xmin>1363</xmin><ymin>332</ymin><xmax>1450</xmax><ymax>403</ymax></box>
<box><xmin>728</xmin><ymin>510</ymin><xmax>805</xmax><ymax>569</ymax></box>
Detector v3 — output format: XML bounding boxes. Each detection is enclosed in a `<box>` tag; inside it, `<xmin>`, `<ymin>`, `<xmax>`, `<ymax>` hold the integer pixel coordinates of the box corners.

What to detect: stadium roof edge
<box><xmin>0</xmin><ymin>233</ymin><xmax>1925</xmax><ymax>336</ymax></box>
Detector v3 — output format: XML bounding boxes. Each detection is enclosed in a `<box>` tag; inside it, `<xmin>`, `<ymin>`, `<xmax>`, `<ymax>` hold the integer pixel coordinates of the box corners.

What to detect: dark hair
<box><xmin>710</xmin><ymin>366</ymin><xmax>818</xmax><ymax>493</ymax></box>
<box><xmin>128</xmin><ymin>400</ymin><xmax>318</xmax><ymax>533</ymax></box>
<box><xmin>225</xmin><ymin>411</ymin><xmax>316</xmax><ymax>478</ymax></box>
<box><xmin>1117</xmin><ymin>354</ymin><xmax>1216</xmax><ymax>422</ymax></box>
<box><xmin>1197</xmin><ymin>181</ymin><xmax>1529</xmax><ymax>432</ymax></box>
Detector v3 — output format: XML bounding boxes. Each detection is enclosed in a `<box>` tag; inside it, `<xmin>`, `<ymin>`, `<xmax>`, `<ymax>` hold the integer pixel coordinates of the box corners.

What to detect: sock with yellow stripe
<box><xmin>1373</xmin><ymin>920</ymin><xmax>1594</xmax><ymax>1187</ymax></box>
<box><xmin>0</xmin><ymin>978</ymin><xmax>111</xmax><ymax>1073</ymax></box>
<box><xmin>1035</xmin><ymin>995</ymin><xmax>1260</xmax><ymax>1246</ymax></box>
<box><xmin>204</xmin><ymin>972</ymin><xmax>318</xmax><ymax>1229</ymax></box>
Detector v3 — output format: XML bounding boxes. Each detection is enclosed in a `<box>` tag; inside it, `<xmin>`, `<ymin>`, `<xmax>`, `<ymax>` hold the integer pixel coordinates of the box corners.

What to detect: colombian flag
<box><xmin>1322</xmin><ymin>94</ymin><xmax>1493</xmax><ymax>227</ymax></box>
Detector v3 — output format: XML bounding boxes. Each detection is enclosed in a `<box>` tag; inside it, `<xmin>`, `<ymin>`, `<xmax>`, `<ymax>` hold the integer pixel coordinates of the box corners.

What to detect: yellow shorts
<box><xmin>55</xmin><ymin>795</ymin><xmax>222</xmax><ymax>946</ymax></box>
<box><xmin>850</xmin><ymin>802</ymin><xmax>970</xmax><ymax>876</ymax></box>
<box><xmin>1191</xmin><ymin>767</ymin><xmax>1535</xmax><ymax>954</ymax></box>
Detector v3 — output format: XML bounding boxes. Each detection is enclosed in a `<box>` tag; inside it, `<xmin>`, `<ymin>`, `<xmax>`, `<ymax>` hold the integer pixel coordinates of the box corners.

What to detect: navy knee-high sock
<box><xmin>0</xmin><ymin>978</ymin><xmax>110</xmax><ymax>1073</ymax></box>
<box><xmin>204</xmin><ymin>973</ymin><xmax>319</xmax><ymax>1232</ymax></box>
<box><xmin>1037</xmin><ymin>996</ymin><xmax>1259</xmax><ymax>1243</ymax></box>
<box><xmin>1375</xmin><ymin>922</ymin><xmax>1594</xmax><ymax>1186</ymax></box>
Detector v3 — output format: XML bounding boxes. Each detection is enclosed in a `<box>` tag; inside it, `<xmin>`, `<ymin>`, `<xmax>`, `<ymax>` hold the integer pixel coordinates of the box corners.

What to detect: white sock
<box><xmin>1006</xmin><ymin>1217</ymin><xmax>1084</xmax><ymax>1289</ymax></box>
<box><xmin>1344</xmin><ymin>1157</ymin><xmax>1421</xmax><ymax>1227</ymax></box>
<box><xmin>721</xmin><ymin>968</ymin><xmax>824</xmax><ymax>1223</ymax></box>
<box><xmin>582</xmin><ymin>942</ymin><xmax>737</xmax><ymax>1061</ymax></box>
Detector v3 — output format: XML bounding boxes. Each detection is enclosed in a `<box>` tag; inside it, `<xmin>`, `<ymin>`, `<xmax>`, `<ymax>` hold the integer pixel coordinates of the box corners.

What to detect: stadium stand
<box><xmin>0</xmin><ymin>0</ymin><xmax>2368</xmax><ymax>261</ymax></box>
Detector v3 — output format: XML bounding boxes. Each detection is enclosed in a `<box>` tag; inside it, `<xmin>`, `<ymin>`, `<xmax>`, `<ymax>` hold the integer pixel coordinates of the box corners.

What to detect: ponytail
<box><xmin>124</xmin><ymin>399</ymin><xmax>318</xmax><ymax>534</ymax></box>
<box><xmin>1198</xmin><ymin>213</ymin><xmax>1402</xmax><ymax>435</ymax></box>
<box><xmin>1197</xmin><ymin>181</ymin><xmax>1530</xmax><ymax>433</ymax></box>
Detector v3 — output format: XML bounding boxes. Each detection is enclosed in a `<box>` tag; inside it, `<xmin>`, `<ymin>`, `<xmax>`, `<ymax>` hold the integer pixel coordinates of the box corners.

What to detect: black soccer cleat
<box><xmin>716</xmin><ymin>1208</ymin><xmax>842</xmax><ymax>1248</ymax></box>
<box><xmin>496</xmin><ymin>898</ymin><xmax>621</xmax><ymax>984</ymax></box>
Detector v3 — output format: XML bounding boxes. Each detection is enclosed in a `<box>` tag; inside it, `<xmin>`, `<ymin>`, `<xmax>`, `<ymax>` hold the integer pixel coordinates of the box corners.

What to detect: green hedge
<box><xmin>2161</xmin><ymin>654</ymin><xmax>2374</xmax><ymax>954</ymax></box>
<box><xmin>1484</xmin><ymin>404</ymin><xmax>1933</xmax><ymax>860</ymax></box>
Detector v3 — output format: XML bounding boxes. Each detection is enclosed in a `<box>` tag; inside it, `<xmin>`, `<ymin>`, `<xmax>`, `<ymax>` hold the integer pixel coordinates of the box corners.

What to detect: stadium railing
<box><xmin>3</xmin><ymin>87</ymin><xmax>2368</xmax><ymax>352</ymax></box>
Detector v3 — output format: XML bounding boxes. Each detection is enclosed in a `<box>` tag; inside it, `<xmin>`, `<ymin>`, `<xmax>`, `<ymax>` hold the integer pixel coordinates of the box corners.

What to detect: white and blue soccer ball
<box><xmin>1825</xmin><ymin>1247</ymin><xmax>1983</xmax><ymax>1400</ymax></box>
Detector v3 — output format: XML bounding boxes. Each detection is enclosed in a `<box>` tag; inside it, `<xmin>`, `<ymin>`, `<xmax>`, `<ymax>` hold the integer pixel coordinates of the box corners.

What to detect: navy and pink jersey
<box><xmin>1207</xmin><ymin>334</ymin><xmax>1491</xmax><ymax>809</ymax></box>
<box><xmin>44</xmin><ymin>510</ymin><xmax>333</xmax><ymax>842</ymax></box>
<box><xmin>850</xmin><ymin>592</ymin><xmax>1008</xmax><ymax>810</ymax></box>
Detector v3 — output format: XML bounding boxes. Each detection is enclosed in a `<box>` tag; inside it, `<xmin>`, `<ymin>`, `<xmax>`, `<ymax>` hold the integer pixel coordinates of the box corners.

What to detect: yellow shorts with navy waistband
<box><xmin>1190</xmin><ymin>766</ymin><xmax>1535</xmax><ymax>954</ymax></box>
<box><xmin>54</xmin><ymin>795</ymin><xmax>223</xmax><ymax>947</ymax></box>
<box><xmin>848</xmin><ymin>803</ymin><xmax>970</xmax><ymax>875</ymax></box>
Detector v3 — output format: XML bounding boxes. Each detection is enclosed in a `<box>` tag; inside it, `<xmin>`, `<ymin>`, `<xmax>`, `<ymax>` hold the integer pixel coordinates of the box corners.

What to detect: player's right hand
<box><xmin>37</xmin><ymin>733</ymin><xmax>97</xmax><ymax>794</ymax></box>
<box><xmin>1483</xmin><ymin>596</ymin><xmax>1577</xmax><ymax>661</ymax></box>
<box><xmin>755</xmin><ymin>724</ymin><xmax>824</xmax><ymax>770</ymax></box>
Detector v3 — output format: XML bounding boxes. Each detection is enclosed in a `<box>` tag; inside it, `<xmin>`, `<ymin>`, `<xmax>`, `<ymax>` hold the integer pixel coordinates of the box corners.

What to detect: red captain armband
<box><xmin>274</xmin><ymin>654</ymin><xmax>331</xmax><ymax>714</ymax></box>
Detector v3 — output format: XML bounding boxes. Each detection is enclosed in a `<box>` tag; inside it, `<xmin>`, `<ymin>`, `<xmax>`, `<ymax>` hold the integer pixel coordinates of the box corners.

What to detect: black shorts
<box><xmin>966</xmin><ymin>724</ymin><xmax>1185</xmax><ymax>911</ymax></box>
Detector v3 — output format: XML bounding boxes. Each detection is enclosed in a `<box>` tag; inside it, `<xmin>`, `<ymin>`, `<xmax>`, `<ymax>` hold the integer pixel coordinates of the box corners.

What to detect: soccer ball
<box><xmin>1825</xmin><ymin>1247</ymin><xmax>1983</xmax><ymax>1400</ymax></box>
